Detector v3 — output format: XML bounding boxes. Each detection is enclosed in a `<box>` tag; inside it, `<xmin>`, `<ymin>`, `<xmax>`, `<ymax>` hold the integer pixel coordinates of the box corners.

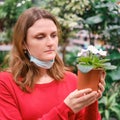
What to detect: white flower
<box><xmin>98</xmin><ymin>49</ymin><xmax>107</xmax><ymax>56</ymax></box>
<box><xmin>77</xmin><ymin>49</ymin><xmax>88</xmax><ymax>57</ymax></box>
<box><xmin>87</xmin><ymin>45</ymin><xmax>99</xmax><ymax>54</ymax></box>
<box><xmin>78</xmin><ymin>45</ymin><xmax>107</xmax><ymax>57</ymax></box>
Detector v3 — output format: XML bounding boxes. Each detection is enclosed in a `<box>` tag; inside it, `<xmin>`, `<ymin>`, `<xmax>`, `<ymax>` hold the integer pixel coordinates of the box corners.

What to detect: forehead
<box><xmin>28</xmin><ymin>18</ymin><xmax>57</xmax><ymax>33</ymax></box>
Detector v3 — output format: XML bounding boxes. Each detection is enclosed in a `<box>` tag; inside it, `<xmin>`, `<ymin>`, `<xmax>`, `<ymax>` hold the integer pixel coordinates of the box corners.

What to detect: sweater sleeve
<box><xmin>75</xmin><ymin>101</ymin><xmax>101</xmax><ymax>120</ymax></box>
<box><xmin>84</xmin><ymin>101</ymin><xmax>101</xmax><ymax>120</ymax></box>
<box><xmin>37</xmin><ymin>102</ymin><xmax>76</xmax><ymax>120</ymax></box>
<box><xmin>38</xmin><ymin>101</ymin><xmax>101</xmax><ymax>120</ymax></box>
<box><xmin>0</xmin><ymin>80</ymin><xmax>22</xmax><ymax>120</ymax></box>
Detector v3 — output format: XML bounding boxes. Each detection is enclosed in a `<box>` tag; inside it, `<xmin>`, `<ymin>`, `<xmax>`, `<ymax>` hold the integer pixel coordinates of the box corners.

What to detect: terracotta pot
<box><xmin>77</xmin><ymin>69</ymin><xmax>103</xmax><ymax>91</ymax></box>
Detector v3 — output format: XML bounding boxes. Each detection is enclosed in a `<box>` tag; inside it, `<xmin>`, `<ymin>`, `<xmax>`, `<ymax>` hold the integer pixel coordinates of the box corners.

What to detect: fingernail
<box><xmin>93</xmin><ymin>91</ymin><xmax>97</xmax><ymax>95</ymax></box>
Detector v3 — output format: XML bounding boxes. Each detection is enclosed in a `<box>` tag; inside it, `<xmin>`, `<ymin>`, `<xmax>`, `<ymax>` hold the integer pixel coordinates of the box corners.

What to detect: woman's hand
<box><xmin>64</xmin><ymin>89</ymin><xmax>98</xmax><ymax>113</ymax></box>
<box><xmin>97</xmin><ymin>71</ymin><xmax>106</xmax><ymax>99</ymax></box>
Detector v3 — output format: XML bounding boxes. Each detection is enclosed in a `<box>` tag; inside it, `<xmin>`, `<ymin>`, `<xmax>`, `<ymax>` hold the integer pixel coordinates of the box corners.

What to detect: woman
<box><xmin>0</xmin><ymin>7</ymin><xmax>105</xmax><ymax>120</ymax></box>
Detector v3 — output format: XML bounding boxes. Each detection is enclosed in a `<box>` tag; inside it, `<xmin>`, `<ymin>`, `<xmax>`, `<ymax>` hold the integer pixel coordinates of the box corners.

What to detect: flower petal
<box><xmin>98</xmin><ymin>49</ymin><xmax>107</xmax><ymax>56</ymax></box>
<box><xmin>87</xmin><ymin>45</ymin><xmax>99</xmax><ymax>54</ymax></box>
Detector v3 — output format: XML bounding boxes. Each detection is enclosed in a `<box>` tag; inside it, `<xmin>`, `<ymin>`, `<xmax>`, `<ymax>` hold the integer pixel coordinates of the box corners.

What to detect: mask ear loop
<box><xmin>23</xmin><ymin>42</ymin><xmax>31</xmax><ymax>60</ymax></box>
<box><xmin>23</xmin><ymin>42</ymin><xmax>40</xmax><ymax>61</ymax></box>
<box><xmin>23</xmin><ymin>42</ymin><xmax>31</xmax><ymax>56</ymax></box>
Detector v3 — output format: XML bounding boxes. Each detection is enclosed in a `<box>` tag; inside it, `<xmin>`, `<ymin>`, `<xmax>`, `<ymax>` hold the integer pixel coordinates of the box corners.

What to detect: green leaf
<box><xmin>108</xmin><ymin>93</ymin><xmax>117</xmax><ymax>105</ymax></box>
<box><xmin>99</xmin><ymin>96</ymin><xmax>108</xmax><ymax>105</ymax></box>
<box><xmin>108</xmin><ymin>66</ymin><xmax>120</xmax><ymax>80</ymax></box>
<box><xmin>85</xmin><ymin>14</ymin><xmax>104</xmax><ymax>25</ymax></box>
<box><xmin>104</xmin><ymin>63</ymin><xmax>117</xmax><ymax>70</ymax></box>
<box><xmin>77</xmin><ymin>64</ymin><xmax>93</xmax><ymax>73</ymax></box>
<box><xmin>110</xmin><ymin>107</ymin><xmax>120</xmax><ymax>119</ymax></box>
<box><xmin>105</xmin><ymin>110</ymin><xmax>110</xmax><ymax>120</ymax></box>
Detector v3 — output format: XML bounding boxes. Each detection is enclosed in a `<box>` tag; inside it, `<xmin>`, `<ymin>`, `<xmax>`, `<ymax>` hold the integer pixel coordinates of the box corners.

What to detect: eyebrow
<box><xmin>35</xmin><ymin>31</ymin><xmax>58</xmax><ymax>36</ymax></box>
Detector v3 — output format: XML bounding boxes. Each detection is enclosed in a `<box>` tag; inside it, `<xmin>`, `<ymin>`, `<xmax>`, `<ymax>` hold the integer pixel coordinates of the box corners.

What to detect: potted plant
<box><xmin>77</xmin><ymin>45</ymin><xmax>117</xmax><ymax>91</ymax></box>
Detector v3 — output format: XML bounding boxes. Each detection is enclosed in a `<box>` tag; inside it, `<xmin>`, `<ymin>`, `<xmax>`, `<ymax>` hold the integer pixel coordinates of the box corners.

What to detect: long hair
<box><xmin>9</xmin><ymin>7</ymin><xmax>66</xmax><ymax>92</ymax></box>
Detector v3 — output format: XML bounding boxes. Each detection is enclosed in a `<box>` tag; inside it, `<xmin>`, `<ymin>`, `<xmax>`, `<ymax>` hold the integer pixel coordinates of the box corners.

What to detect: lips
<box><xmin>44</xmin><ymin>50</ymin><xmax>55</xmax><ymax>53</ymax></box>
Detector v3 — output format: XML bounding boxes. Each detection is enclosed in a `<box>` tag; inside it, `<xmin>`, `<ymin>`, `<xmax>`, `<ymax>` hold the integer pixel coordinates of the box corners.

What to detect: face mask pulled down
<box><xmin>23</xmin><ymin>49</ymin><xmax>54</xmax><ymax>69</ymax></box>
<box><xmin>29</xmin><ymin>55</ymin><xmax>54</xmax><ymax>69</ymax></box>
<box><xmin>24</xmin><ymin>44</ymin><xmax>54</xmax><ymax>69</ymax></box>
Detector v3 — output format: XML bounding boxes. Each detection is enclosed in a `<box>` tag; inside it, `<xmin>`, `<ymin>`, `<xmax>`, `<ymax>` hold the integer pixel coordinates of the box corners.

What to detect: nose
<box><xmin>46</xmin><ymin>36</ymin><xmax>54</xmax><ymax>46</ymax></box>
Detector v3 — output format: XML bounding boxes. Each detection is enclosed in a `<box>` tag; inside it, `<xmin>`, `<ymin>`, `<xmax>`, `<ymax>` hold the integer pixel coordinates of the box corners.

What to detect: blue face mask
<box><xmin>29</xmin><ymin>55</ymin><xmax>54</xmax><ymax>69</ymax></box>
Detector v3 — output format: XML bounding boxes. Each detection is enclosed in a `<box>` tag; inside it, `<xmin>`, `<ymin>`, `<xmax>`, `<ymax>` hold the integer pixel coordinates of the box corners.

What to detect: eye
<box><xmin>51</xmin><ymin>33</ymin><xmax>58</xmax><ymax>38</ymax></box>
<box><xmin>36</xmin><ymin>35</ymin><xmax>45</xmax><ymax>40</ymax></box>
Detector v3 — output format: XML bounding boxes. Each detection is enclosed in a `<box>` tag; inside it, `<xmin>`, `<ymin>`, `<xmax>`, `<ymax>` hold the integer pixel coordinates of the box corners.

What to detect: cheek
<box><xmin>33</xmin><ymin>44</ymin><xmax>44</xmax><ymax>51</ymax></box>
<box><xmin>27</xmin><ymin>42</ymin><xmax>44</xmax><ymax>55</ymax></box>
<box><xmin>55</xmin><ymin>42</ymin><xmax>58</xmax><ymax>48</ymax></box>
<box><xmin>55</xmin><ymin>39</ymin><xmax>59</xmax><ymax>47</ymax></box>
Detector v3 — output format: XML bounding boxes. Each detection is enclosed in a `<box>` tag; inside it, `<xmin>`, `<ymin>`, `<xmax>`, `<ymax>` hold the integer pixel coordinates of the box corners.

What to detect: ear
<box><xmin>23</xmin><ymin>42</ymin><xmax>28</xmax><ymax>54</ymax></box>
<box><xmin>22</xmin><ymin>42</ymin><xmax>30</xmax><ymax>54</ymax></box>
<box><xmin>22</xmin><ymin>42</ymin><xmax>27</xmax><ymax>50</ymax></box>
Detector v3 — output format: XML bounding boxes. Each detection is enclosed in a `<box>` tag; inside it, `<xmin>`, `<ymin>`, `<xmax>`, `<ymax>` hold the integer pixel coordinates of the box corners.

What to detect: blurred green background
<box><xmin>0</xmin><ymin>0</ymin><xmax>120</xmax><ymax>119</ymax></box>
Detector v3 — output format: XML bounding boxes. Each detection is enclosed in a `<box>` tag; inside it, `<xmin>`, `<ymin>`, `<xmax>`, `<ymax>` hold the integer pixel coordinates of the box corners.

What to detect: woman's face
<box><xmin>26</xmin><ymin>18</ymin><xmax>58</xmax><ymax>61</ymax></box>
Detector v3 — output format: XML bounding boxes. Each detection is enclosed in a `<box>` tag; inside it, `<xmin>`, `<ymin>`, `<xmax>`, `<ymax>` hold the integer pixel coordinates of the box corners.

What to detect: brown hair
<box><xmin>9</xmin><ymin>7</ymin><xmax>66</xmax><ymax>92</ymax></box>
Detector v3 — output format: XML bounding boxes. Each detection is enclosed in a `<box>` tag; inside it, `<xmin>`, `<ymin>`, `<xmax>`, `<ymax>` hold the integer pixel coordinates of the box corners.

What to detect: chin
<box><xmin>47</xmin><ymin>55</ymin><xmax>56</xmax><ymax>60</ymax></box>
<box><xmin>45</xmin><ymin>57</ymin><xmax>56</xmax><ymax>61</ymax></box>
<box><xmin>42</xmin><ymin>54</ymin><xmax>56</xmax><ymax>61</ymax></box>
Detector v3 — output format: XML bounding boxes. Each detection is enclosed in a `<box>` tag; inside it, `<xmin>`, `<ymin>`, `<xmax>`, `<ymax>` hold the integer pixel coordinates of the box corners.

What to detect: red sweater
<box><xmin>0</xmin><ymin>71</ymin><xmax>101</xmax><ymax>120</ymax></box>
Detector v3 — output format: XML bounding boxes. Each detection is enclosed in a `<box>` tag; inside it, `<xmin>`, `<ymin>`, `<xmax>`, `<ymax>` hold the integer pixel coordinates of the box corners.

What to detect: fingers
<box><xmin>97</xmin><ymin>84</ymin><xmax>105</xmax><ymax>99</ymax></box>
<box><xmin>100</xmin><ymin>71</ymin><xmax>106</xmax><ymax>83</ymax></box>
<box><xmin>75</xmin><ymin>91</ymin><xmax>98</xmax><ymax>110</ymax></box>
<box><xmin>97</xmin><ymin>71</ymin><xmax>106</xmax><ymax>99</ymax></box>
<box><xmin>78</xmin><ymin>91</ymin><xmax>97</xmax><ymax>103</ymax></box>
<box><xmin>100</xmin><ymin>76</ymin><xmax>105</xmax><ymax>86</ymax></box>
<box><xmin>72</xmin><ymin>88</ymin><xmax>92</xmax><ymax>98</ymax></box>
<box><xmin>99</xmin><ymin>70</ymin><xmax>106</xmax><ymax>91</ymax></box>
<box><xmin>84</xmin><ymin>93</ymin><xmax>97</xmax><ymax>106</ymax></box>
<box><xmin>98</xmin><ymin>82</ymin><xmax>105</xmax><ymax>92</ymax></box>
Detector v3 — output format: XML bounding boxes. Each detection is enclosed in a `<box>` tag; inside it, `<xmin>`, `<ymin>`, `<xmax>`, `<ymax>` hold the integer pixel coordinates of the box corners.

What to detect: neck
<box><xmin>36</xmin><ymin>69</ymin><xmax>54</xmax><ymax>84</ymax></box>
<box><xmin>36</xmin><ymin>74</ymin><xmax>54</xmax><ymax>84</ymax></box>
